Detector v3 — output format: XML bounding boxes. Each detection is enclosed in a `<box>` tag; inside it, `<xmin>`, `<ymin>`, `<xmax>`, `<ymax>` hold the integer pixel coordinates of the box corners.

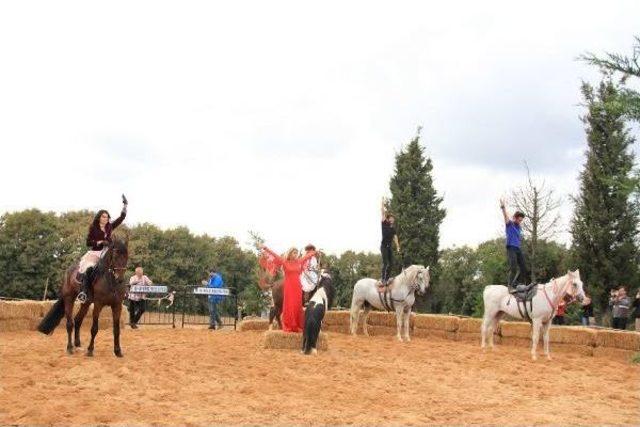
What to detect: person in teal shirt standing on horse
<box><xmin>207</xmin><ymin>268</ymin><xmax>225</xmax><ymax>330</ymax></box>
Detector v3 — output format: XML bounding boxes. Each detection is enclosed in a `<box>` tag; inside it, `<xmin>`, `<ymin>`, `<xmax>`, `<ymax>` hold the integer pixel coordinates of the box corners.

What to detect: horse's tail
<box><xmin>37</xmin><ymin>298</ymin><xmax>65</xmax><ymax>335</ymax></box>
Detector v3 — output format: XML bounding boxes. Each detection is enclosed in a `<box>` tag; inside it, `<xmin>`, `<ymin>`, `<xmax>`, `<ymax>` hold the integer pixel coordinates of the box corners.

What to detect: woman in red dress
<box><xmin>259</xmin><ymin>245</ymin><xmax>316</xmax><ymax>333</ymax></box>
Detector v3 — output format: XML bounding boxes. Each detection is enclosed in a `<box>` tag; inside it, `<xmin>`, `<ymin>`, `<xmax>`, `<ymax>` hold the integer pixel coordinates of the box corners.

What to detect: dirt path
<box><xmin>1</xmin><ymin>328</ymin><xmax>638</xmax><ymax>425</ymax></box>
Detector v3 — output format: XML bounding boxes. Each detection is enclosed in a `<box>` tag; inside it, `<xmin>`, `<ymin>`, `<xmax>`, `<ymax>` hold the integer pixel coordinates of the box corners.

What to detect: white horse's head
<box><xmin>409</xmin><ymin>265</ymin><xmax>430</xmax><ymax>296</ymax></box>
<box><xmin>566</xmin><ymin>269</ymin><xmax>585</xmax><ymax>302</ymax></box>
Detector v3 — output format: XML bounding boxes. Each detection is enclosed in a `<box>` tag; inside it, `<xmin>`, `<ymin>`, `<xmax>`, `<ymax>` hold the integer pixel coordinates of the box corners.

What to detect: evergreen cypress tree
<box><xmin>389</xmin><ymin>129</ymin><xmax>446</xmax><ymax>309</ymax></box>
<box><xmin>571</xmin><ymin>78</ymin><xmax>640</xmax><ymax>313</ymax></box>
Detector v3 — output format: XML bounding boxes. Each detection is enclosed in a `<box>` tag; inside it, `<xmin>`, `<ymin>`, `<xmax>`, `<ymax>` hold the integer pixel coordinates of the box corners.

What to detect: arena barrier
<box><xmin>127</xmin><ymin>284</ymin><xmax>176</xmax><ymax>327</ymax></box>
<box><xmin>179</xmin><ymin>285</ymin><xmax>238</xmax><ymax>330</ymax></box>
<box><xmin>237</xmin><ymin>310</ymin><xmax>640</xmax><ymax>361</ymax></box>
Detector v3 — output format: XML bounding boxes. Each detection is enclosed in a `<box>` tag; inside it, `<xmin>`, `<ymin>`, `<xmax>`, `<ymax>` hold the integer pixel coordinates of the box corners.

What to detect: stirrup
<box><xmin>76</xmin><ymin>292</ymin><xmax>87</xmax><ymax>303</ymax></box>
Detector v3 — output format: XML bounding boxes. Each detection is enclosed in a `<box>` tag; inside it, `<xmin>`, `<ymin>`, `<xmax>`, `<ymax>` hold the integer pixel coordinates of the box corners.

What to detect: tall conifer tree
<box><xmin>571</xmin><ymin>79</ymin><xmax>639</xmax><ymax>312</ymax></box>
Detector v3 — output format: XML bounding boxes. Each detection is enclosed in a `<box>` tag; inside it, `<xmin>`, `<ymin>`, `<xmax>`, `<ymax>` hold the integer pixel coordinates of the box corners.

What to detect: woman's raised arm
<box><xmin>261</xmin><ymin>246</ymin><xmax>284</xmax><ymax>265</ymax></box>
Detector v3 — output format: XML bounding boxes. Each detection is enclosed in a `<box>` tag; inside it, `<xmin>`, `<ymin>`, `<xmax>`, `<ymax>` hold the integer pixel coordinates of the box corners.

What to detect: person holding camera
<box><xmin>609</xmin><ymin>286</ymin><xmax>631</xmax><ymax>330</ymax></box>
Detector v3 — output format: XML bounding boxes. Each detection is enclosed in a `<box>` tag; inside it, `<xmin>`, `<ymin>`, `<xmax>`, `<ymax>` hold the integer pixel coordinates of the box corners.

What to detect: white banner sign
<box><xmin>130</xmin><ymin>285</ymin><xmax>169</xmax><ymax>294</ymax></box>
<box><xmin>193</xmin><ymin>287</ymin><xmax>230</xmax><ymax>296</ymax></box>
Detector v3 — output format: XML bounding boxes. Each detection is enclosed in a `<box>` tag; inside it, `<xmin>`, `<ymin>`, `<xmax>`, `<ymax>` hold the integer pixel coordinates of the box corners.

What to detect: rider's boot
<box><xmin>76</xmin><ymin>267</ymin><xmax>93</xmax><ymax>303</ymax></box>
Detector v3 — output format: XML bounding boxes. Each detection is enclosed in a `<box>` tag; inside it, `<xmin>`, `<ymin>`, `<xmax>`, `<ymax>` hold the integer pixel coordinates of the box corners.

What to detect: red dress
<box><xmin>262</xmin><ymin>247</ymin><xmax>316</xmax><ymax>333</ymax></box>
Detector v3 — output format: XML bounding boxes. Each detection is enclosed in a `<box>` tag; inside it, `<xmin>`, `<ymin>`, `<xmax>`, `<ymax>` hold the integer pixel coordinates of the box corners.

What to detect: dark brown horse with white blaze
<box><xmin>38</xmin><ymin>238</ymin><xmax>129</xmax><ymax>357</ymax></box>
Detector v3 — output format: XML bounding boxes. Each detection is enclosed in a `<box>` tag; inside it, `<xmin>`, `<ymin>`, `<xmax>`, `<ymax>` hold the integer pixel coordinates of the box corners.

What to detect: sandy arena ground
<box><xmin>1</xmin><ymin>327</ymin><xmax>639</xmax><ymax>426</ymax></box>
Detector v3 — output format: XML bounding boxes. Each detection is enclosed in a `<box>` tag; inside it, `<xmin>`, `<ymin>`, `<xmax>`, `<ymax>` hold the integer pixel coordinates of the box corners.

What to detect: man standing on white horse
<box><xmin>379</xmin><ymin>197</ymin><xmax>401</xmax><ymax>290</ymax></box>
<box><xmin>500</xmin><ymin>198</ymin><xmax>527</xmax><ymax>290</ymax></box>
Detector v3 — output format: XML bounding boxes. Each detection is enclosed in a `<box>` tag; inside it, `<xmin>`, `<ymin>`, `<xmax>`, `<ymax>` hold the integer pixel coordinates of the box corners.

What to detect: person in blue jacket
<box><xmin>207</xmin><ymin>268</ymin><xmax>225</xmax><ymax>329</ymax></box>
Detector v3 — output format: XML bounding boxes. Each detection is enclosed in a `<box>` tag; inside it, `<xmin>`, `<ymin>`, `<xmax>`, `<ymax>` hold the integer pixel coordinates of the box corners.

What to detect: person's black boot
<box><xmin>76</xmin><ymin>267</ymin><xmax>93</xmax><ymax>303</ymax></box>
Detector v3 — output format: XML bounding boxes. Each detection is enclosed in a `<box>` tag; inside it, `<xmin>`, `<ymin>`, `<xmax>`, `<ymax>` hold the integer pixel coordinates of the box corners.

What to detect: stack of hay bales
<box><xmin>548</xmin><ymin>326</ymin><xmax>596</xmax><ymax>356</ymax></box>
<box><xmin>0</xmin><ymin>300</ymin><xmax>43</xmax><ymax>331</ymax></box>
<box><xmin>0</xmin><ymin>300</ymin><xmax>128</xmax><ymax>333</ymax></box>
<box><xmin>322</xmin><ymin>310</ymin><xmax>351</xmax><ymax>334</ymax></box>
<box><xmin>263</xmin><ymin>330</ymin><xmax>328</xmax><ymax>351</ymax></box>
<box><xmin>499</xmin><ymin>321</ymin><xmax>532</xmax><ymax>347</ymax></box>
<box><xmin>593</xmin><ymin>329</ymin><xmax>640</xmax><ymax>361</ymax></box>
<box><xmin>413</xmin><ymin>314</ymin><xmax>459</xmax><ymax>339</ymax></box>
<box><xmin>456</xmin><ymin>317</ymin><xmax>486</xmax><ymax>343</ymax></box>
<box><xmin>238</xmin><ymin>318</ymin><xmax>270</xmax><ymax>332</ymax></box>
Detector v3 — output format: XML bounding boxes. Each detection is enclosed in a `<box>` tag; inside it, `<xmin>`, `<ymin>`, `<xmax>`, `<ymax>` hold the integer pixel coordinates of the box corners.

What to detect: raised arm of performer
<box><xmin>259</xmin><ymin>244</ymin><xmax>284</xmax><ymax>266</ymax></box>
<box><xmin>499</xmin><ymin>197</ymin><xmax>510</xmax><ymax>224</ymax></box>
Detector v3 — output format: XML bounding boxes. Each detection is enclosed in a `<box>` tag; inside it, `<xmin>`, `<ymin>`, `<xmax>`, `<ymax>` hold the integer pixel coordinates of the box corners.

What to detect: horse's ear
<box><xmin>426</xmin><ymin>266</ymin><xmax>430</xmax><ymax>272</ymax></box>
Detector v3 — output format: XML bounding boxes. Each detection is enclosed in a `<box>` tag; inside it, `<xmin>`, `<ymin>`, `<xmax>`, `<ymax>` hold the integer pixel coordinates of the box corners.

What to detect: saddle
<box><xmin>511</xmin><ymin>283</ymin><xmax>538</xmax><ymax>302</ymax></box>
<box><xmin>509</xmin><ymin>283</ymin><xmax>538</xmax><ymax>323</ymax></box>
<box><xmin>377</xmin><ymin>281</ymin><xmax>395</xmax><ymax>312</ymax></box>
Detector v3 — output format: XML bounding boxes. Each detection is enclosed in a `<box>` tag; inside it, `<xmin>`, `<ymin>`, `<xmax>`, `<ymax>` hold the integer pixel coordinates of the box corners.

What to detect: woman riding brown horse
<box><xmin>38</xmin><ymin>237</ymin><xmax>129</xmax><ymax>357</ymax></box>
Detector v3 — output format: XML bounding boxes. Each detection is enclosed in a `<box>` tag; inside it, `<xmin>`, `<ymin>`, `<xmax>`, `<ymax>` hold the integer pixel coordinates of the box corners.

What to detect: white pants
<box><xmin>78</xmin><ymin>249</ymin><xmax>107</xmax><ymax>273</ymax></box>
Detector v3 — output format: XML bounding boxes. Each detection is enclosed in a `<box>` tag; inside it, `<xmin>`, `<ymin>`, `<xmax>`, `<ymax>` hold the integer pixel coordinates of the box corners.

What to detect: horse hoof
<box><xmin>115</xmin><ymin>350</ymin><xmax>124</xmax><ymax>358</ymax></box>
<box><xmin>86</xmin><ymin>351</ymin><xmax>93</xmax><ymax>357</ymax></box>
<box><xmin>67</xmin><ymin>348</ymin><xmax>74</xmax><ymax>355</ymax></box>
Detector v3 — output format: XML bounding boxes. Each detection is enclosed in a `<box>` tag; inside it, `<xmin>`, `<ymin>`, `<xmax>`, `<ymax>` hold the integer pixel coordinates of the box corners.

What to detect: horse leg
<box><xmin>112</xmin><ymin>303</ymin><xmax>123</xmax><ymax>357</ymax></box>
<box><xmin>542</xmin><ymin>321</ymin><xmax>552</xmax><ymax>360</ymax></box>
<box><xmin>362</xmin><ymin>306</ymin><xmax>371</xmax><ymax>337</ymax></box>
<box><xmin>73</xmin><ymin>302</ymin><xmax>90</xmax><ymax>348</ymax></box>
<box><xmin>531</xmin><ymin>319</ymin><xmax>541</xmax><ymax>361</ymax></box>
<box><xmin>402</xmin><ymin>306</ymin><xmax>411</xmax><ymax>342</ymax></box>
<box><xmin>349</xmin><ymin>303</ymin><xmax>361</xmax><ymax>336</ymax></box>
<box><xmin>395</xmin><ymin>308</ymin><xmax>403</xmax><ymax>342</ymax></box>
<box><xmin>64</xmin><ymin>297</ymin><xmax>74</xmax><ymax>355</ymax></box>
<box><xmin>86</xmin><ymin>303</ymin><xmax>103</xmax><ymax>357</ymax></box>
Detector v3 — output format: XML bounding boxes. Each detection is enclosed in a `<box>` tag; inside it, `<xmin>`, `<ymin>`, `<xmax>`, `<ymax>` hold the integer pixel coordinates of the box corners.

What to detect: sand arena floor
<box><xmin>1</xmin><ymin>327</ymin><xmax>638</xmax><ymax>426</ymax></box>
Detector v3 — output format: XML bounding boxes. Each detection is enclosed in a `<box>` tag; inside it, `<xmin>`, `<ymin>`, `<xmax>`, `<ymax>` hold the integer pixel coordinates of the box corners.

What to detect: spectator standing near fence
<box><xmin>553</xmin><ymin>299</ymin><xmax>566</xmax><ymax>325</ymax></box>
<box><xmin>207</xmin><ymin>268</ymin><xmax>225</xmax><ymax>330</ymax></box>
<box><xmin>128</xmin><ymin>266</ymin><xmax>152</xmax><ymax>329</ymax></box>
<box><xmin>609</xmin><ymin>286</ymin><xmax>631</xmax><ymax>330</ymax></box>
<box><xmin>631</xmin><ymin>289</ymin><xmax>640</xmax><ymax>332</ymax></box>
<box><xmin>581</xmin><ymin>293</ymin><xmax>594</xmax><ymax>326</ymax></box>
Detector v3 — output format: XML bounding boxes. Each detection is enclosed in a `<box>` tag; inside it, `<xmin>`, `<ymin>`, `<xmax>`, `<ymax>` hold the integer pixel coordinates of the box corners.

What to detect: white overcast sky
<box><xmin>0</xmin><ymin>1</ymin><xmax>638</xmax><ymax>255</ymax></box>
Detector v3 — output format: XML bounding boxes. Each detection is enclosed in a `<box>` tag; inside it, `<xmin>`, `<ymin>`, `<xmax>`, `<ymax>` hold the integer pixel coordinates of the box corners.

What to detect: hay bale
<box><xmin>549</xmin><ymin>326</ymin><xmax>596</xmax><ymax>346</ymax></box>
<box><xmin>322</xmin><ymin>323</ymin><xmax>351</xmax><ymax>335</ymax></box>
<box><xmin>500</xmin><ymin>321</ymin><xmax>531</xmax><ymax>338</ymax></box>
<box><xmin>323</xmin><ymin>310</ymin><xmax>351</xmax><ymax>326</ymax></box>
<box><xmin>263</xmin><ymin>330</ymin><xmax>328</xmax><ymax>351</ymax></box>
<box><xmin>413</xmin><ymin>328</ymin><xmax>456</xmax><ymax>340</ymax></box>
<box><xmin>413</xmin><ymin>314</ymin><xmax>459</xmax><ymax>331</ymax></box>
<box><xmin>593</xmin><ymin>346</ymin><xmax>636</xmax><ymax>362</ymax></box>
<box><xmin>458</xmin><ymin>317</ymin><xmax>483</xmax><ymax>334</ymax></box>
<box><xmin>39</xmin><ymin>300</ymin><xmax>57</xmax><ymax>317</ymax></box>
<box><xmin>365</xmin><ymin>311</ymin><xmax>415</xmax><ymax>328</ymax></box>
<box><xmin>456</xmin><ymin>331</ymin><xmax>487</xmax><ymax>344</ymax></box>
<box><xmin>0</xmin><ymin>300</ymin><xmax>43</xmax><ymax>320</ymax></box>
<box><xmin>550</xmin><ymin>344</ymin><xmax>594</xmax><ymax>357</ymax></box>
<box><xmin>238</xmin><ymin>319</ymin><xmax>270</xmax><ymax>332</ymax></box>
<box><xmin>594</xmin><ymin>329</ymin><xmax>640</xmax><ymax>351</ymax></box>
<box><xmin>0</xmin><ymin>318</ymin><xmax>40</xmax><ymax>332</ymax></box>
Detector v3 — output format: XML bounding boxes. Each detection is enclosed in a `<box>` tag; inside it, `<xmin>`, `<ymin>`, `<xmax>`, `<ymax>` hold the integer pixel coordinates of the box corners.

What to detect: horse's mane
<box><xmin>93</xmin><ymin>239</ymin><xmax>128</xmax><ymax>280</ymax></box>
<box><xmin>398</xmin><ymin>265</ymin><xmax>425</xmax><ymax>287</ymax></box>
<box><xmin>309</xmin><ymin>274</ymin><xmax>335</xmax><ymax>309</ymax></box>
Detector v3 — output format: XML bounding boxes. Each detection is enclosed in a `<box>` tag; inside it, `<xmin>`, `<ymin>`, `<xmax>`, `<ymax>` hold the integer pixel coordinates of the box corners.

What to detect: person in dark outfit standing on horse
<box><xmin>380</xmin><ymin>197</ymin><xmax>400</xmax><ymax>287</ymax></box>
<box><xmin>500</xmin><ymin>198</ymin><xmax>526</xmax><ymax>290</ymax></box>
<box><xmin>76</xmin><ymin>196</ymin><xmax>128</xmax><ymax>302</ymax></box>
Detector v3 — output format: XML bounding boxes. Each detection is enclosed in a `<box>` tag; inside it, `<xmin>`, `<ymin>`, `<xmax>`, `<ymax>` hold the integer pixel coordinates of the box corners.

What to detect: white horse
<box><xmin>481</xmin><ymin>270</ymin><xmax>585</xmax><ymax>360</ymax></box>
<box><xmin>349</xmin><ymin>265</ymin><xmax>430</xmax><ymax>342</ymax></box>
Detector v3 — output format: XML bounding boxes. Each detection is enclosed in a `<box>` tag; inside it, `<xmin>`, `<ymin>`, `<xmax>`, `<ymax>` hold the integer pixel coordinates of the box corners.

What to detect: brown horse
<box><xmin>38</xmin><ymin>238</ymin><xmax>129</xmax><ymax>357</ymax></box>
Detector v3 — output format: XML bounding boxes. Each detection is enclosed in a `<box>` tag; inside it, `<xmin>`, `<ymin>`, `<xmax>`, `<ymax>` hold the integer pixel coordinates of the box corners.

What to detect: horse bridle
<box><xmin>389</xmin><ymin>269</ymin><xmax>426</xmax><ymax>303</ymax></box>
